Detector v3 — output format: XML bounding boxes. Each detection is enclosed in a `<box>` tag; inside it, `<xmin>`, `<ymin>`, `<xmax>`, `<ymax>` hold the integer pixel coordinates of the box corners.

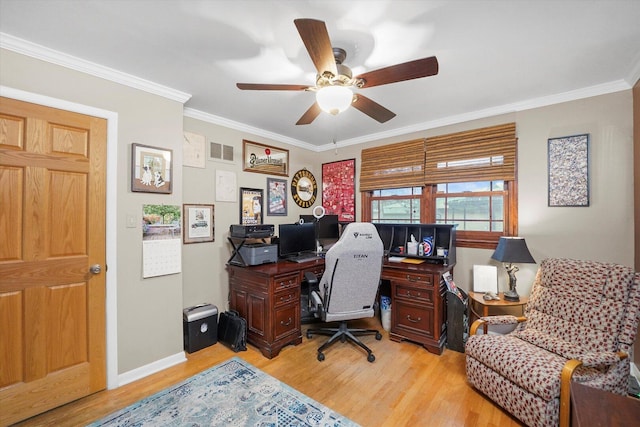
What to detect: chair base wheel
<box><xmin>375</xmin><ymin>332</ymin><xmax>382</xmax><ymax>340</ymax></box>
<box><xmin>317</xmin><ymin>352</ymin><xmax>325</xmax><ymax>361</ymax></box>
<box><xmin>367</xmin><ymin>353</ymin><xmax>375</xmax><ymax>363</ymax></box>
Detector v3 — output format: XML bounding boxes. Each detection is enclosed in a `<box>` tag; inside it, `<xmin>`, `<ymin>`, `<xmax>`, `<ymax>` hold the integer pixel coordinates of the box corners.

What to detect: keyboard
<box><xmin>288</xmin><ymin>253</ymin><xmax>320</xmax><ymax>263</ymax></box>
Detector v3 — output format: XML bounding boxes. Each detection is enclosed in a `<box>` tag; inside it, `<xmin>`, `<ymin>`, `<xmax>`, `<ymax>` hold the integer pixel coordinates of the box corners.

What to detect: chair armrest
<box><xmin>304</xmin><ymin>271</ymin><xmax>318</xmax><ymax>287</ymax></box>
<box><xmin>469</xmin><ymin>315</ymin><xmax>526</xmax><ymax>335</ymax></box>
<box><xmin>575</xmin><ymin>350</ymin><xmax>628</xmax><ymax>367</ymax></box>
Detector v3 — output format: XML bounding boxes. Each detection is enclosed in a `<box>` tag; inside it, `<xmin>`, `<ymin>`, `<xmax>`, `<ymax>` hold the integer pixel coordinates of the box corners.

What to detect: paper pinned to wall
<box><xmin>473</xmin><ymin>265</ymin><xmax>498</xmax><ymax>293</ymax></box>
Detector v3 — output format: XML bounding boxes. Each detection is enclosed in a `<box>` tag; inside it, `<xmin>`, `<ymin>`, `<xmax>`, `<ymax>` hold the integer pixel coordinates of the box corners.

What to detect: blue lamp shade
<box><xmin>491</xmin><ymin>237</ymin><xmax>535</xmax><ymax>264</ymax></box>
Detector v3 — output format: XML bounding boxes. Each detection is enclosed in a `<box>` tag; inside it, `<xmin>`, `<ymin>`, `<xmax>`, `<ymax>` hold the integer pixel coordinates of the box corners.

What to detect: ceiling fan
<box><xmin>236</xmin><ymin>18</ymin><xmax>439</xmax><ymax>125</ymax></box>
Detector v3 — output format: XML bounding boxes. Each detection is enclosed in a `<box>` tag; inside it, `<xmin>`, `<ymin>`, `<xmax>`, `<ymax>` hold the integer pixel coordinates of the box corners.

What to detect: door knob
<box><xmin>89</xmin><ymin>264</ymin><xmax>102</xmax><ymax>274</ymax></box>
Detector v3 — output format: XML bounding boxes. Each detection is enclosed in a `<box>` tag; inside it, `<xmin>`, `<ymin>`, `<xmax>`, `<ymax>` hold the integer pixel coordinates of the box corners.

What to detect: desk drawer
<box><xmin>274</xmin><ymin>273</ymin><xmax>300</xmax><ymax>291</ymax></box>
<box><xmin>274</xmin><ymin>288</ymin><xmax>299</xmax><ymax>308</ymax></box>
<box><xmin>394</xmin><ymin>301</ymin><xmax>434</xmax><ymax>338</ymax></box>
<box><xmin>384</xmin><ymin>270</ymin><xmax>433</xmax><ymax>286</ymax></box>
<box><xmin>274</xmin><ymin>304</ymin><xmax>299</xmax><ymax>340</ymax></box>
<box><xmin>394</xmin><ymin>284</ymin><xmax>434</xmax><ymax>304</ymax></box>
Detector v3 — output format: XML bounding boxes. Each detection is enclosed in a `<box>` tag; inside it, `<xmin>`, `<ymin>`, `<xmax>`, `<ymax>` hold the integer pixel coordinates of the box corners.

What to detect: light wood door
<box><xmin>0</xmin><ymin>97</ymin><xmax>107</xmax><ymax>426</ymax></box>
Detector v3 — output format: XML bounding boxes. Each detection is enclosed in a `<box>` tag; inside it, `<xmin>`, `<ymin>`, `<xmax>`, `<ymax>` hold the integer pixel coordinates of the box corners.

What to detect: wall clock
<box><xmin>291</xmin><ymin>168</ymin><xmax>317</xmax><ymax>208</ymax></box>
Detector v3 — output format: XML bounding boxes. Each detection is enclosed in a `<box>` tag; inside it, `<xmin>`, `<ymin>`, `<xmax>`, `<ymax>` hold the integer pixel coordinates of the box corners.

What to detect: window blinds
<box><xmin>359</xmin><ymin>139</ymin><xmax>425</xmax><ymax>191</ymax></box>
<box><xmin>359</xmin><ymin>123</ymin><xmax>516</xmax><ymax>191</ymax></box>
<box><xmin>424</xmin><ymin>123</ymin><xmax>517</xmax><ymax>184</ymax></box>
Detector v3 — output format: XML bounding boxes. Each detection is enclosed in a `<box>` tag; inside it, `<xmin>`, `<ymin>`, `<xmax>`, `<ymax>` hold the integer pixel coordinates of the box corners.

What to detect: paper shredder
<box><xmin>183</xmin><ymin>304</ymin><xmax>218</xmax><ymax>353</ymax></box>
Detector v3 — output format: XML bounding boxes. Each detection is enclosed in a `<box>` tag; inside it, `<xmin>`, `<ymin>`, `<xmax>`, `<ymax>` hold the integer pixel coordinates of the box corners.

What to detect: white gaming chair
<box><xmin>305</xmin><ymin>222</ymin><xmax>384</xmax><ymax>362</ymax></box>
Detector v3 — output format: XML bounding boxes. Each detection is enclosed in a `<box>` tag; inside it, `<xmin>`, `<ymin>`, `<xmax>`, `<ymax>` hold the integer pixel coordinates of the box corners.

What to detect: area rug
<box><xmin>88</xmin><ymin>357</ymin><xmax>359</xmax><ymax>426</ymax></box>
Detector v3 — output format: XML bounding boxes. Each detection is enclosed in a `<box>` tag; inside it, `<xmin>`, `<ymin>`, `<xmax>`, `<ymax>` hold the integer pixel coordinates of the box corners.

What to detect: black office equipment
<box><xmin>229</xmin><ymin>224</ymin><xmax>274</xmax><ymax>238</ymax></box>
<box><xmin>278</xmin><ymin>222</ymin><xmax>317</xmax><ymax>261</ymax></box>
<box><xmin>217</xmin><ymin>310</ymin><xmax>247</xmax><ymax>352</ymax></box>
<box><xmin>183</xmin><ymin>304</ymin><xmax>218</xmax><ymax>353</ymax></box>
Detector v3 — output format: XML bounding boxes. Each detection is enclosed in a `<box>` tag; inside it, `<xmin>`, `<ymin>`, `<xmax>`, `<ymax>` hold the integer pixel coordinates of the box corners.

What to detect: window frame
<box><xmin>362</xmin><ymin>180</ymin><xmax>518</xmax><ymax>249</ymax></box>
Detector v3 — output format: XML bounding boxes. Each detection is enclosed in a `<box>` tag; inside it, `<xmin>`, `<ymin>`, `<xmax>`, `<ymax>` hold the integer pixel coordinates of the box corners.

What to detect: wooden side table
<box><xmin>468</xmin><ymin>292</ymin><xmax>528</xmax><ymax>333</ymax></box>
<box><xmin>571</xmin><ymin>381</ymin><xmax>640</xmax><ymax>426</ymax></box>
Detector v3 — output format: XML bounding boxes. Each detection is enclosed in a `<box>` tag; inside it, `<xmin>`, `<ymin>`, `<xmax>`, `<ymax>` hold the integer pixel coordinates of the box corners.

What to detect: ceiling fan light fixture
<box><xmin>316</xmin><ymin>85</ymin><xmax>353</xmax><ymax>115</ymax></box>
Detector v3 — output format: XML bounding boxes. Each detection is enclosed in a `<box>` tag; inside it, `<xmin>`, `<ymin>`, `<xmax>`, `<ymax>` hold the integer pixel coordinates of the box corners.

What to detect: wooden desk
<box><xmin>571</xmin><ymin>381</ymin><xmax>640</xmax><ymax>426</ymax></box>
<box><xmin>227</xmin><ymin>258</ymin><xmax>454</xmax><ymax>358</ymax></box>
<box><xmin>468</xmin><ymin>292</ymin><xmax>528</xmax><ymax>333</ymax></box>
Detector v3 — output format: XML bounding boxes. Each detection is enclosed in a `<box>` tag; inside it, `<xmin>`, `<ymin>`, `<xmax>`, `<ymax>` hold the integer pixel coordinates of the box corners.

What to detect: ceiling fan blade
<box><xmin>352</xmin><ymin>94</ymin><xmax>396</xmax><ymax>123</ymax></box>
<box><xmin>296</xmin><ymin>102</ymin><xmax>322</xmax><ymax>125</ymax></box>
<box><xmin>356</xmin><ymin>56</ymin><xmax>439</xmax><ymax>88</ymax></box>
<box><xmin>294</xmin><ymin>19</ymin><xmax>337</xmax><ymax>77</ymax></box>
<box><xmin>236</xmin><ymin>83</ymin><xmax>309</xmax><ymax>91</ymax></box>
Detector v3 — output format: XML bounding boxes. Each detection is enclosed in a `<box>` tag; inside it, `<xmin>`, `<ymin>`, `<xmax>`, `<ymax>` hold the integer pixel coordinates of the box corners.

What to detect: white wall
<box><xmin>2</xmin><ymin>45</ymin><xmax>635</xmax><ymax>375</ymax></box>
<box><xmin>0</xmin><ymin>49</ymin><xmax>186</xmax><ymax>374</ymax></box>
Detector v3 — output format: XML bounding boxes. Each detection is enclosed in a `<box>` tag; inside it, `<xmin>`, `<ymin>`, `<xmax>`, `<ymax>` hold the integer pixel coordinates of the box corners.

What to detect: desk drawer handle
<box><xmin>406</xmin><ymin>275</ymin><xmax>421</xmax><ymax>282</ymax></box>
<box><xmin>404</xmin><ymin>290</ymin><xmax>421</xmax><ymax>298</ymax></box>
<box><xmin>279</xmin><ymin>294</ymin><xmax>294</xmax><ymax>303</ymax></box>
<box><xmin>406</xmin><ymin>314</ymin><xmax>422</xmax><ymax>323</ymax></box>
<box><xmin>280</xmin><ymin>317</ymin><xmax>292</xmax><ymax>326</ymax></box>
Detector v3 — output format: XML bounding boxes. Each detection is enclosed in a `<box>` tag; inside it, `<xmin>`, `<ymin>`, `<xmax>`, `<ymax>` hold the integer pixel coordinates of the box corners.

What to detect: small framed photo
<box><xmin>239</xmin><ymin>187</ymin><xmax>264</xmax><ymax>225</ymax></box>
<box><xmin>131</xmin><ymin>143</ymin><xmax>173</xmax><ymax>194</ymax></box>
<box><xmin>267</xmin><ymin>178</ymin><xmax>288</xmax><ymax>216</ymax></box>
<box><xmin>548</xmin><ymin>134</ymin><xmax>589</xmax><ymax>207</ymax></box>
<box><xmin>183</xmin><ymin>204</ymin><xmax>214</xmax><ymax>244</ymax></box>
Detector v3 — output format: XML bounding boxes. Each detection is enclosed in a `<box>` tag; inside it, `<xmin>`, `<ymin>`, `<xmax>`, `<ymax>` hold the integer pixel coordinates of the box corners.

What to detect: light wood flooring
<box><xmin>13</xmin><ymin>318</ymin><xmax>522</xmax><ymax>426</ymax></box>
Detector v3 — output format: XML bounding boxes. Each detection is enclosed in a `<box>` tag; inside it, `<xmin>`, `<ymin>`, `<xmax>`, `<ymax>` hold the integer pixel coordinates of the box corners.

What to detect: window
<box><xmin>369</xmin><ymin>187</ymin><xmax>422</xmax><ymax>223</ymax></box>
<box><xmin>435</xmin><ymin>181</ymin><xmax>505</xmax><ymax>232</ymax></box>
<box><xmin>360</xmin><ymin>123</ymin><xmax>518</xmax><ymax>249</ymax></box>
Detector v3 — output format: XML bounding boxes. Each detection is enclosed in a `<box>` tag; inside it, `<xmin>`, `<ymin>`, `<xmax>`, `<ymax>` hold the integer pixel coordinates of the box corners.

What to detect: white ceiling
<box><xmin>1</xmin><ymin>0</ymin><xmax>639</xmax><ymax>151</ymax></box>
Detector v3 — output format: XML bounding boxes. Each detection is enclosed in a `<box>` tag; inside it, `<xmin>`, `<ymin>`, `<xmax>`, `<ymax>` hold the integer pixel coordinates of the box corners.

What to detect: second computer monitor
<box><xmin>299</xmin><ymin>214</ymin><xmax>340</xmax><ymax>244</ymax></box>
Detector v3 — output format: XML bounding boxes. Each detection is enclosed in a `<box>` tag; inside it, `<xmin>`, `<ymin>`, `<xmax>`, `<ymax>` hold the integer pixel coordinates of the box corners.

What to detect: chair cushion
<box><xmin>465</xmin><ymin>334</ymin><xmax>602</xmax><ymax>401</ymax></box>
<box><xmin>525</xmin><ymin>258</ymin><xmax>635</xmax><ymax>354</ymax></box>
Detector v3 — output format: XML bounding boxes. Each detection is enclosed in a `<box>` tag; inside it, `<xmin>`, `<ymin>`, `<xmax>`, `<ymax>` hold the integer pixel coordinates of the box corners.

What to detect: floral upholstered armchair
<box><xmin>465</xmin><ymin>258</ymin><xmax>640</xmax><ymax>427</ymax></box>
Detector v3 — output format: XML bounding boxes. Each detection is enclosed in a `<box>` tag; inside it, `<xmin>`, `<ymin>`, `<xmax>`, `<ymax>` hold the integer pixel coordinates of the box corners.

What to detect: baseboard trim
<box><xmin>117</xmin><ymin>352</ymin><xmax>187</xmax><ymax>387</ymax></box>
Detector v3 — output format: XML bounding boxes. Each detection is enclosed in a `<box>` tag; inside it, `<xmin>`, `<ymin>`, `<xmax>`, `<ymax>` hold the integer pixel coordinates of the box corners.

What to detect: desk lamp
<box><xmin>491</xmin><ymin>237</ymin><xmax>535</xmax><ymax>302</ymax></box>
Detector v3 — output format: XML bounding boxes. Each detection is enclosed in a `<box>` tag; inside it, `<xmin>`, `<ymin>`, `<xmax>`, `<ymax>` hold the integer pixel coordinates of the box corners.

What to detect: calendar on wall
<box><xmin>142</xmin><ymin>204</ymin><xmax>182</xmax><ymax>278</ymax></box>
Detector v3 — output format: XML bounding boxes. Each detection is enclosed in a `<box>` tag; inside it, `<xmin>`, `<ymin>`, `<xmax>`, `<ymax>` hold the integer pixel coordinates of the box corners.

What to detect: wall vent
<box><xmin>210</xmin><ymin>142</ymin><xmax>234</xmax><ymax>162</ymax></box>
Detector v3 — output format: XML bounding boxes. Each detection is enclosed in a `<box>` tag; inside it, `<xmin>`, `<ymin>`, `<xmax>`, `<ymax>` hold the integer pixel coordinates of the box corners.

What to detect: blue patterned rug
<box><xmin>88</xmin><ymin>357</ymin><xmax>358</xmax><ymax>426</ymax></box>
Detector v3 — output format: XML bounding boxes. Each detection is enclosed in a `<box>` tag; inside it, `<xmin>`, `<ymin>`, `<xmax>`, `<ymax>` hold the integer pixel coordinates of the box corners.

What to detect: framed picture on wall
<box><xmin>183</xmin><ymin>204</ymin><xmax>214</xmax><ymax>244</ymax></box>
<box><xmin>239</xmin><ymin>187</ymin><xmax>264</xmax><ymax>225</ymax></box>
<box><xmin>131</xmin><ymin>143</ymin><xmax>173</xmax><ymax>194</ymax></box>
<box><xmin>322</xmin><ymin>158</ymin><xmax>356</xmax><ymax>222</ymax></box>
<box><xmin>242</xmin><ymin>140</ymin><xmax>289</xmax><ymax>176</ymax></box>
<box><xmin>548</xmin><ymin>134</ymin><xmax>589</xmax><ymax>207</ymax></box>
<box><xmin>267</xmin><ymin>178</ymin><xmax>287</xmax><ymax>216</ymax></box>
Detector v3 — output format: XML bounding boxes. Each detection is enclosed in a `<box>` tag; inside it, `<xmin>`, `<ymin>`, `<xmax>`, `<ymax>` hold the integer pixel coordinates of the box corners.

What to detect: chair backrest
<box><xmin>522</xmin><ymin>258</ymin><xmax>640</xmax><ymax>355</ymax></box>
<box><xmin>319</xmin><ymin>222</ymin><xmax>384</xmax><ymax>317</ymax></box>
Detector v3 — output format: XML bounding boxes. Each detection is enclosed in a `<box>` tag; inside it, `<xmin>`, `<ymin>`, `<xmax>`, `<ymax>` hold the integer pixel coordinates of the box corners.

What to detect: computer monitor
<box><xmin>299</xmin><ymin>214</ymin><xmax>340</xmax><ymax>248</ymax></box>
<box><xmin>278</xmin><ymin>222</ymin><xmax>316</xmax><ymax>258</ymax></box>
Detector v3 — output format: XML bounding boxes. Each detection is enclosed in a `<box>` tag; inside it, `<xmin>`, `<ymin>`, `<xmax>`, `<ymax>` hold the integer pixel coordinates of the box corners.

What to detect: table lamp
<box><xmin>491</xmin><ymin>237</ymin><xmax>535</xmax><ymax>302</ymax></box>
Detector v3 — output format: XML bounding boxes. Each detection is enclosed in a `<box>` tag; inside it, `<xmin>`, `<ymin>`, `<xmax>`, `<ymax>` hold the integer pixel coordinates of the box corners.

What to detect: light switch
<box><xmin>126</xmin><ymin>214</ymin><xmax>137</xmax><ymax>228</ymax></box>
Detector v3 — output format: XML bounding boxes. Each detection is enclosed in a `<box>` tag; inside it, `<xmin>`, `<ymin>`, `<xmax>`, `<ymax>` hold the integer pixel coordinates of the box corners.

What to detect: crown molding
<box><xmin>183</xmin><ymin>107</ymin><xmax>318</xmax><ymax>151</ymax></box>
<box><xmin>0</xmin><ymin>32</ymin><xmax>191</xmax><ymax>103</ymax></box>
<box><xmin>321</xmin><ymin>79</ymin><xmax>631</xmax><ymax>152</ymax></box>
<box><xmin>2</xmin><ymin>32</ymin><xmax>631</xmax><ymax>152</ymax></box>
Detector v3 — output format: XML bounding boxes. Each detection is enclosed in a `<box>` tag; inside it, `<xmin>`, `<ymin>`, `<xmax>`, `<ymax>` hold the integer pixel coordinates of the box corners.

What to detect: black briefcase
<box><xmin>217</xmin><ymin>310</ymin><xmax>247</xmax><ymax>352</ymax></box>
